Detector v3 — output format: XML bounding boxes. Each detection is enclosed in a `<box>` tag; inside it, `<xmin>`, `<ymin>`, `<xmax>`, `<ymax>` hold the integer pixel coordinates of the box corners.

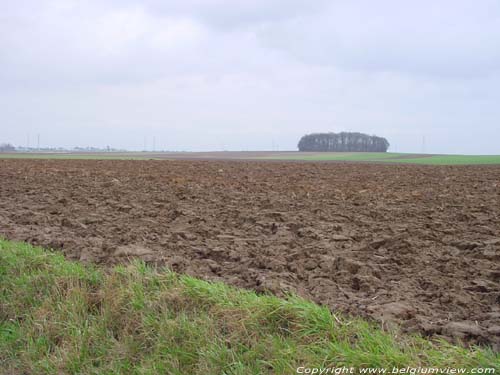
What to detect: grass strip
<box><xmin>0</xmin><ymin>239</ymin><xmax>498</xmax><ymax>374</ymax></box>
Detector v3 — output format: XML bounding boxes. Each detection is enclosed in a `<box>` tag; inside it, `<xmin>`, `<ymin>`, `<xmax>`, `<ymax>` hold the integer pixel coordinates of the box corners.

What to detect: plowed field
<box><xmin>1</xmin><ymin>159</ymin><xmax>499</xmax><ymax>349</ymax></box>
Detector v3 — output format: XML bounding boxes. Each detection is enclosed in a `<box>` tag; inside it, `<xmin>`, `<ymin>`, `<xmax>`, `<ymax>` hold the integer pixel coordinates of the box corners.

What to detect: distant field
<box><xmin>260</xmin><ymin>152</ymin><xmax>408</xmax><ymax>162</ymax></box>
<box><xmin>381</xmin><ymin>155</ymin><xmax>500</xmax><ymax>165</ymax></box>
<box><xmin>1</xmin><ymin>151</ymin><xmax>500</xmax><ymax>165</ymax></box>
<box><xmin>256</xmin><ymin>152</ymin><xmax>500</xmax><ymax>165</ymax></box>
<box><xmin>0</xmin><ymin>153</ymin><xmax>150</xmax><ymax>160</ymax></box>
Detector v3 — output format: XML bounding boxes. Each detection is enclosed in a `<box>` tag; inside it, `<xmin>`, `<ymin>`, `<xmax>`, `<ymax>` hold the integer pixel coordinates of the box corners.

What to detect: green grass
<box><xmin>258</xmin><ymin>153</ymin><xmax>500</xmax><ymax>165</ymax></box>
<box><xmin>0</xmin><ymin>239</ymin><xmax>498</xmax><ymax>374</ymax></box>
<box><xmin>379</xmin><ymin>155</ymin><xmax>500</xmax><ymax>165</ymax></box>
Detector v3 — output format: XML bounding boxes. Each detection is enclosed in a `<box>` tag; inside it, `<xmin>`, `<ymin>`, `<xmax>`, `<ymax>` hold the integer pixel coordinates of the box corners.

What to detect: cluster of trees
<box><xmin>298</xmin><ymin>132</ymin><xmax>390</xmax><ymax>152</ymax></box>
<box><xmin>0</xmin><ymin>143</ymin><xmax>15</xmax><ymax>152</ymax></box>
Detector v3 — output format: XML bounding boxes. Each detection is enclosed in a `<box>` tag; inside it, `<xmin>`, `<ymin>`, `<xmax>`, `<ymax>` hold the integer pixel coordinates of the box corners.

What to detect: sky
<box><xmin>1</xmin><ymin>0</ymin><xmax>499</xmax><ymax>154</ymax></box>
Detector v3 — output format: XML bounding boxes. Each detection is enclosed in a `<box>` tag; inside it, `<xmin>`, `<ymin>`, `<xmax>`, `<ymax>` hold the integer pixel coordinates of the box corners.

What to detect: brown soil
<box><xmin>0</xmin><ymin>159</ymin><xmax>499</xmax><ymax>349</ymax></box>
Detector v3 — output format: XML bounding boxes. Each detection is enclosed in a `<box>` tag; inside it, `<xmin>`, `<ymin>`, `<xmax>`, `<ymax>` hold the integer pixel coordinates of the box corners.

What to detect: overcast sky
<box><xmin>1</xmin><ymin>0</ymin><xmax>499</xmax><ymax>153</ymax></box>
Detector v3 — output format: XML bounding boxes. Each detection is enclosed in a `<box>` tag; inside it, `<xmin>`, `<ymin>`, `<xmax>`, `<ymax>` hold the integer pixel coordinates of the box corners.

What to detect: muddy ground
<box><xmin>0</xmin><ymin>159</ymin><xmax>499</xmax><ymax>349</ymax></box>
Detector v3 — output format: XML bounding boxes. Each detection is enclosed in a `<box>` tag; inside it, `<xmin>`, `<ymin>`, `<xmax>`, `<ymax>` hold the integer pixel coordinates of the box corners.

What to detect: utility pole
<box><xmin>27</xmin><ymin>133</ymin><xmax>30</xmax><ymax>150</ymax></box>
<box><xmin>37</xmin><ymin>134</ymin><xmax>40</xmax><ymax>151</ymax></box>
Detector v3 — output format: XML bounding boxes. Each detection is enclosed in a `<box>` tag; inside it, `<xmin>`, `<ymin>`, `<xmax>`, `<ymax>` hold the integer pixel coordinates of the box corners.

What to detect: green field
<box><xmin>259</xmin><ymin>153</ymin><xmax>500</xmax><ymax>165</ymax></box>
<box><xmin>1</xmin><ymin>239</ymin><xmax>498</xmax><ymax>374</ymax></box>
<box><xmin>0</xmin><ymin>153</ymin><xmax>151</xmax><ymax>160</ymax></box>
<box><xmin>382</xmin><ymin>155</ymin><xmax>500</xmax><ymax>165</ymax></box>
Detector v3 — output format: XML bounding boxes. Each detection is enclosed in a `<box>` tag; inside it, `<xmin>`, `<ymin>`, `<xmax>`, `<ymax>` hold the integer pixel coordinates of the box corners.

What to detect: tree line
<box><xmin>298</xmin><ymin>132</ymin><xmax>390</xmax><ymax>152</ymax></box>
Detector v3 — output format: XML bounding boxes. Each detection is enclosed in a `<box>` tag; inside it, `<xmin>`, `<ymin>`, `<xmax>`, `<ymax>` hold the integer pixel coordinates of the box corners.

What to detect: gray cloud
<box><xmin>102</xmin><ymin>0</ymin><xmax>330</xmax><ymax>30</ymax></box>
<box><xmin>258</xmin><ymin>0</ymin><xmax>500</xmax><ymax>78</ymax></box>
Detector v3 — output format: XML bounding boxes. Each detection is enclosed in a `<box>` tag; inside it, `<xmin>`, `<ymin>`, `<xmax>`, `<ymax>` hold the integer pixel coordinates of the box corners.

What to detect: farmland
<box><xmin>2</xmin><ymin>151</ymin><xmax>500</xmax><ymax>165</ymax></box>
<box><xmin>257</xmin><ymin>152</ymin><xmax>500</xmax><ymax>165</ymax></box>
<box><xmin>1</xmin><ymin>158</ymin><xmax>499</xmax><ymax>355</ymax></box>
